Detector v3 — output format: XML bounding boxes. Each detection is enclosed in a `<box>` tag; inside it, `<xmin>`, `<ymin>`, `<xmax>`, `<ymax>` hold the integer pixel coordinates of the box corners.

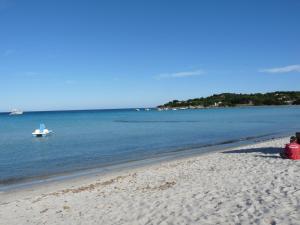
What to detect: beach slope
<box><xmin>1</xmin><ymin>137</ymin><xmax>299</xmax><ymax>225</ymax></box>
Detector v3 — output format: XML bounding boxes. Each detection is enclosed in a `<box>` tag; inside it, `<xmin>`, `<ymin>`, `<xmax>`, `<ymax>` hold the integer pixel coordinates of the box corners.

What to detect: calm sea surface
<box><xmin>1</xmin><ymin>106</ymin><xmax>300</xmax><ymax>188</ymax></box>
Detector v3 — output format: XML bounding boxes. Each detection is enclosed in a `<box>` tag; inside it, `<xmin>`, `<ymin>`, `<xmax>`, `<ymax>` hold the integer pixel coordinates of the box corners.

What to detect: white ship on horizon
<box><xmin>9</xmin><ymin>109</ymin><xmax>24</xmax><ymax>115</ymax></box>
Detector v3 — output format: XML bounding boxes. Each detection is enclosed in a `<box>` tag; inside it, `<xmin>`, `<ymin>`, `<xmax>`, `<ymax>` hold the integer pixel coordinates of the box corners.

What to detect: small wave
<box><xmin>0</xmin><ymin>177</ymin><xmax>33</xmax><ymax>186</ymax></box>
<box><xmin>162</xmin><ymin>132</ymin><xmax>279</xmax><ymax>154</ymax></box>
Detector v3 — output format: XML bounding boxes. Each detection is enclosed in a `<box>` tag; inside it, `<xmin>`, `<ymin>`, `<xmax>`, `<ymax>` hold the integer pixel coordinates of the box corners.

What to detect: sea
<box><xmin>1</xmin><ymin>106</ymin><xmax>300</xmax><ymax>190</ymax></box>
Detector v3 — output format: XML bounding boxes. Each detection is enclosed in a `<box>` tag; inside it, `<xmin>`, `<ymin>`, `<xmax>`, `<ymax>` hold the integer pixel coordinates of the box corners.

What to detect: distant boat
<box><xmin>9</xmin><ymin>109</ymin><xmax>23</xmax><ymax>115</ymax></box>
<box><xmin>32</xmin><ymin>124</ymin><xmax>53</xmax><ymax>137</ymax></box>
<box><xmin>135</xmin><ymin>109</ymin><xmax>140</xmax><ymax>111</ymax></box>
<box><xmin>145</xmin><ymin>108</ymin><xmax>151</xmax><ymax>111</ymax></box>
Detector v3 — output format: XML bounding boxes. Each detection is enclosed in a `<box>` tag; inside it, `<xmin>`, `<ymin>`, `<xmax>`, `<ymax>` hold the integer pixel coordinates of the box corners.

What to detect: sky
<box><xmin>0</xmin><ymin>0</ymin><xmax>300</xmax><ymax>111</ymax></box>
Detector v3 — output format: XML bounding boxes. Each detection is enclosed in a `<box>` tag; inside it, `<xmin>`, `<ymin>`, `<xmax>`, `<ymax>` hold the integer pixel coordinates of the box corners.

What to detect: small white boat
<box><xmin>9</xmin><ymin>109</ymin><xmax>23</xmax><ymax>115</ymax></box>
<box><xmin>135</xmin><ymin>109</ymin><xmax>140</xmax><ymax>111</ymax></box>
<box><xmin>32</xmin><ymin>124</ymin><xmax>53</xmax><ymax>137</ymax></box>
<box><xmin>145</xmin><ymin>108</ymin><xmax>151</xmax><ymax>111</ymax></box>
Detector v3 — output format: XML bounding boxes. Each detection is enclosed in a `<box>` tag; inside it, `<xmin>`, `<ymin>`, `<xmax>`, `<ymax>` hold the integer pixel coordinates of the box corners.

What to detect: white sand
<box><xmin>1</xmin><ymin>137</ymin><xmax>300</xmax><ymax>225</ymax></box>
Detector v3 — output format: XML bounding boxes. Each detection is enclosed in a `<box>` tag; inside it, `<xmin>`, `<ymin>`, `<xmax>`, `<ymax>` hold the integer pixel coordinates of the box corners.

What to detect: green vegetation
<box><xmin>158</xmin><ymin>91</ymin><xmax>300</xmax><ymax>109</ymax></box>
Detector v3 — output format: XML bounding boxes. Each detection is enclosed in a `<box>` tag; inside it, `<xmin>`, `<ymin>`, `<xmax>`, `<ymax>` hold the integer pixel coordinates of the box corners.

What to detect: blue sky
<box><xmin>0</xmin><ymin>0</ymin><xmax>299</xmax><ymax>111</ymax></box>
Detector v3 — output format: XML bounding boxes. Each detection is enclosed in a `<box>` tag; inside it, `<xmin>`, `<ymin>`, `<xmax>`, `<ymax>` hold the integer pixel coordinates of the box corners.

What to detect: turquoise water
<box><xmin>1</xmin><ymin>106</ymin><xmax>300</xmax><ymax>187</ymax></box>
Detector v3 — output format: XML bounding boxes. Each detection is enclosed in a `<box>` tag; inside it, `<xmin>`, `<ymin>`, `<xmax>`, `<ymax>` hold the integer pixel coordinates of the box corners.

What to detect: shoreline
<box><xmin>0</xmin><ymin>131</ymin><xmax>291</xmax><ymax>192</ymax></box>
<box><xmin>1</xmin><ymin>136</ymin><xmax>300</xmax><ymax>224</ymax></box>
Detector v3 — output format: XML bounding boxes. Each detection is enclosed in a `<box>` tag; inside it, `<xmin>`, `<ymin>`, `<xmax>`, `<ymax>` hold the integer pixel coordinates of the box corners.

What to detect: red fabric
<box><xmin>285</xmin><ymin>142</ymin><xmax>300</xmax><ymax>160</ymax></box>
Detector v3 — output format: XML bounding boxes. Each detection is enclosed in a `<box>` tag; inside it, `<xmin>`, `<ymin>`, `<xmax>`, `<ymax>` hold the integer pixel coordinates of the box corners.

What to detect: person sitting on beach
<box><xmin>290</xmin><ymin>136</ymin><xmax>297</xmax><ymax>143</ymax></box>
<box><xmin>280</xmin><ymin>136</ymin><xmax>300</xmax><ymax>160</ymax></box>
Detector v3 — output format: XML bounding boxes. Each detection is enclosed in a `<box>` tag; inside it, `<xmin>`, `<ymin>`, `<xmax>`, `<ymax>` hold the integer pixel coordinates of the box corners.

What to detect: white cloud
<box><xmin>155</xmin><ymin>69</ymin><xmax>204</xmax><ymax>79</ymax></box>
<box><xmin>259</xmin><ymin>64</ymin><xmax>300</xmax><ymax>73</ymax></box>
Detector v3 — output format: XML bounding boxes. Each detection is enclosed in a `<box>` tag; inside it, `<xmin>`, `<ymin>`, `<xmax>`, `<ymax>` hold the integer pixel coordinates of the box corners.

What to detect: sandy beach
<box><xmin>1</xmin><ymin>137</ymin><xmax>299</xmax><ymax>225</ymax></box>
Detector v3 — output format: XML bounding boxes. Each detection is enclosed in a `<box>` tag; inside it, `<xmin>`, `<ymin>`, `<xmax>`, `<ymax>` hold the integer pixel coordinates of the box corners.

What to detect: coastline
<box><xmin>0</xmin><ymin>131</ymin><xmax>290</xmax><ymax>192</ymax></box>
<box><xmin>2</xmin><ymin>105</ymin><xmax>300</xmax><ymax>192</ymax></box>
<box><xmin>1</xmin><ymin>135</ymin><xmax>300</xmax><ymax>224</ymax></box>
<box><xmin>157</xmin><ymin>104</ymin><xmax>300</xmax><ymax>111</ymax></box>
